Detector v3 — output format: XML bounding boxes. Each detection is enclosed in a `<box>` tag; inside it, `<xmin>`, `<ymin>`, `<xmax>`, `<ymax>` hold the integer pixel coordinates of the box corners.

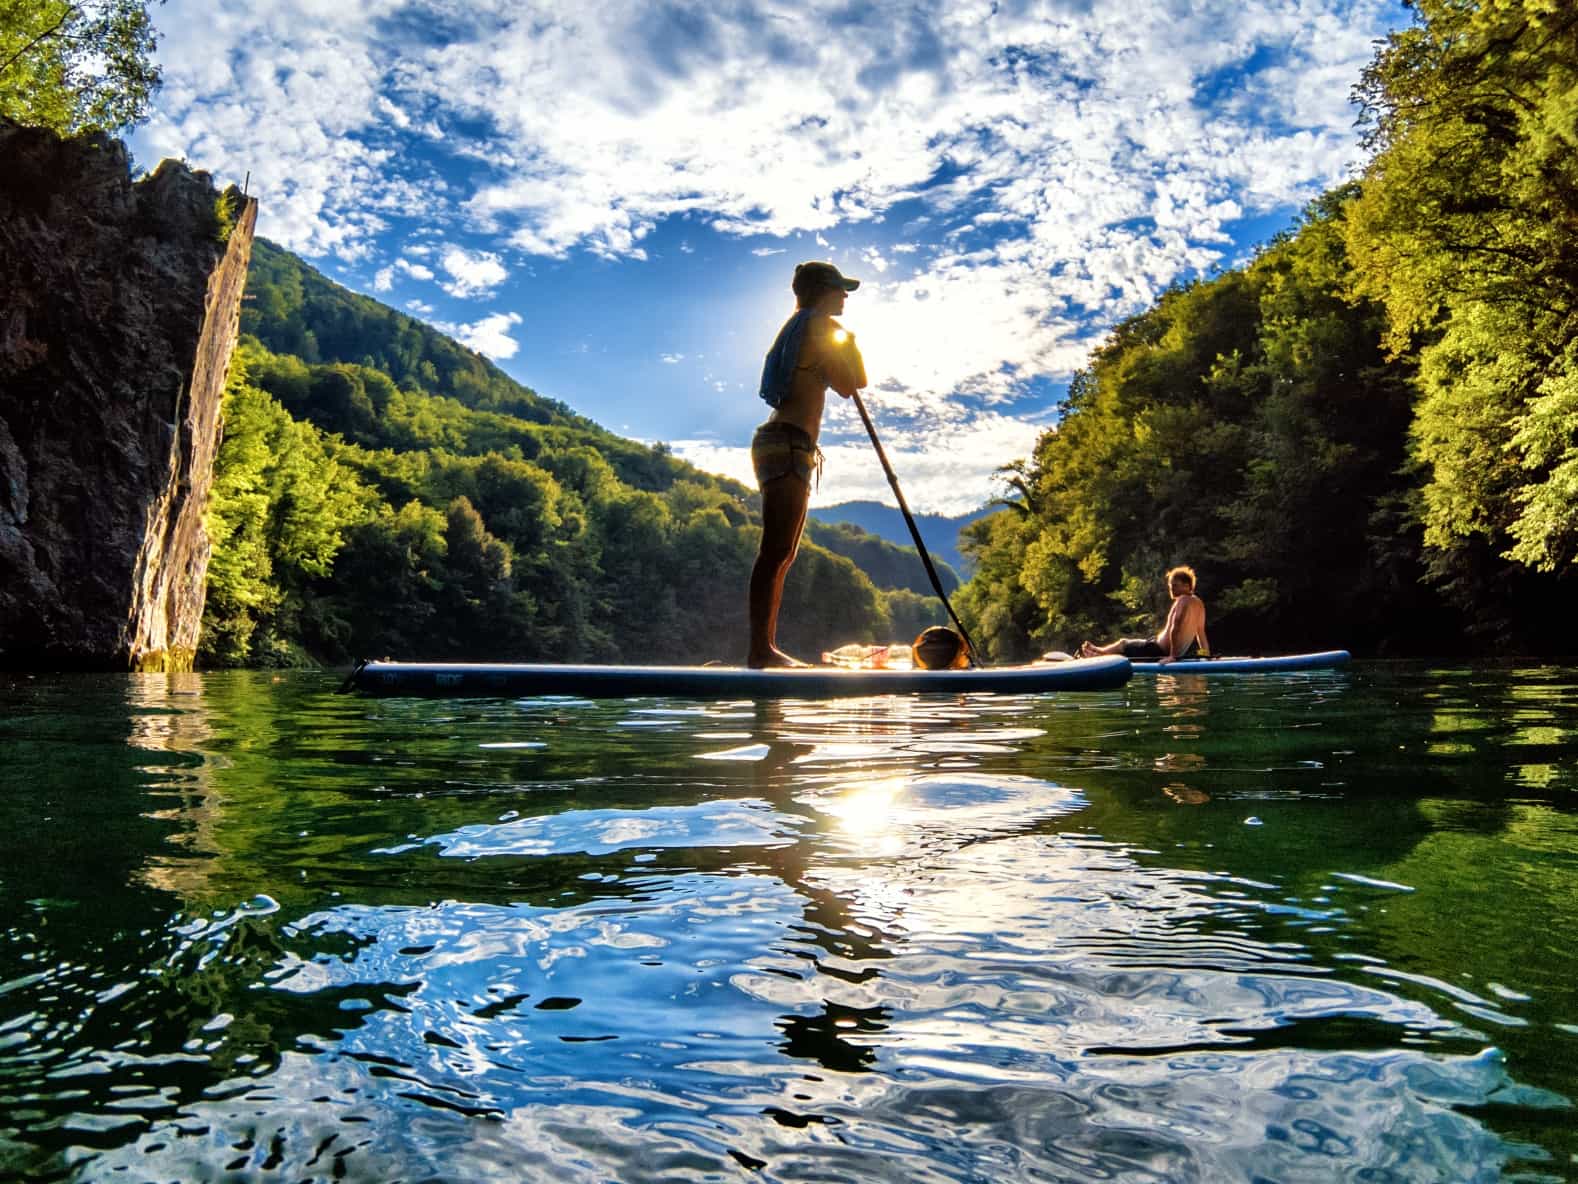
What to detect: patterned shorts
<box><xmin>751</xmin><ymin>421</ymin><xmax>819</xmax><ymax>488</ymax></box>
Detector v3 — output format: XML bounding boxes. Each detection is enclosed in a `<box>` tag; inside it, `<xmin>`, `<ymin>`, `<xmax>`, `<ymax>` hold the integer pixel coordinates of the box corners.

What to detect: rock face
<box><xmin>0</xmin><ymin>121</ymin><xmax>257</xmax><ymax>671</ymax></box>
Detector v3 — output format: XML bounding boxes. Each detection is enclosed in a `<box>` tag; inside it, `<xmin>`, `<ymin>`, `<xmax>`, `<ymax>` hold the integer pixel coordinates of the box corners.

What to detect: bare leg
<box><xmin>748</xmin><ymin>474</ymin><xmax>811</xmax><ymax>667</ymax></box>
<box><xmin>1080</xmin><ymin>639</ymin><xmax>1126</xmax><ymax>657</ymax></box>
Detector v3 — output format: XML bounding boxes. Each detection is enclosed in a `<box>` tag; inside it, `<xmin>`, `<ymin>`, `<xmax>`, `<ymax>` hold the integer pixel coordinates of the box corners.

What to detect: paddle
<box><xmin>849</xmin><ymin>391</ymin><xmax>982</xmax><ymax>667</ymax></box>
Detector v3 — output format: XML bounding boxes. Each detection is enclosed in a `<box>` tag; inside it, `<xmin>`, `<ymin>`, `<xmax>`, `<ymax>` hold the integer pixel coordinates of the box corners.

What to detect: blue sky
<box><xmin>132</xmin><ymin>0</ymin><xmax>1411</xmax><ymax>514</ymax></box>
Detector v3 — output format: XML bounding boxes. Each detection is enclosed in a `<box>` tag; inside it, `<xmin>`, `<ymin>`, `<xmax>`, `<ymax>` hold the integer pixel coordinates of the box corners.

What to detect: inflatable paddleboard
<box><xmin>348</xmin><ymin>656</ymin><xmax>1132</xmax><ymax>699</ymax></box>
<box><xmin>1129</xmin><ymin>650</ymin><xmax>1351</xmax><ymax>674</ymax></box>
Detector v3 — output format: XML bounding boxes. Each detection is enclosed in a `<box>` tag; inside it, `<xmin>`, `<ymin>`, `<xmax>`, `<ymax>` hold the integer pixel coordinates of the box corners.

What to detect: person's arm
<box><xmin>820</xmin><ymin>319</ymin><xmax>866</xmax><ymax>398</ymax></box>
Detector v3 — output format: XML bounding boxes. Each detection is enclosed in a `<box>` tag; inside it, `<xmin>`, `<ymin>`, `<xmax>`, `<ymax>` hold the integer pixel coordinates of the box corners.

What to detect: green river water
<box><xmin>0</xmin><ymin>664</ymin><xmax>1574</xmax><ymax>1182</ymax></box>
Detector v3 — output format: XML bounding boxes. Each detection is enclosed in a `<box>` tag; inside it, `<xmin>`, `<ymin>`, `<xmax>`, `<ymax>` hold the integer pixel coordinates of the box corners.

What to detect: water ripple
<box><xmin>2</xmin><ymin>668</ymin><xmax>1575</xmax><ymax>1181</ymax></box>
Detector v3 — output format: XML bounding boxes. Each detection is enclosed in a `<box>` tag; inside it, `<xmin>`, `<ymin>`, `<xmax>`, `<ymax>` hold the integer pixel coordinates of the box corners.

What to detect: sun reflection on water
<box><xmin>2</xmin><ymin>668</ymin><xmax>1575</xmax><ymax>1180</ymax></box>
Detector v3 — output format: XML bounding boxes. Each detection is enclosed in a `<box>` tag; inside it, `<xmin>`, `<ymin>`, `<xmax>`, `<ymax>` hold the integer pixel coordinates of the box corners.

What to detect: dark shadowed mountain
<box><xmin>810</xmin><ymin>501</ymin><xmax>995</xmax><ymax>574</ymax></box>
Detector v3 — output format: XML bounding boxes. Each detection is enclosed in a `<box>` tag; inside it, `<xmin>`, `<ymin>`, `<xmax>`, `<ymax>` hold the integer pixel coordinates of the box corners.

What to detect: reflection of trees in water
<box><xmin>1155</xmin><ymin>751</ymin><xmax>1210</xmax><ymax>805</ymax></box>
<box><xmin>1153</xmin><ymin>676</ymin><xmax>1211</xmax><ymax>804</ymax></box>
<box><xmin>127</xmin><ymin>671</ymin><xmax>226</xmax><ymax>898</ymax></box>
<box><xmin>0</xmin><ymin>675</ymin><xmax>306</xmax><ymax>1174</ymax></box>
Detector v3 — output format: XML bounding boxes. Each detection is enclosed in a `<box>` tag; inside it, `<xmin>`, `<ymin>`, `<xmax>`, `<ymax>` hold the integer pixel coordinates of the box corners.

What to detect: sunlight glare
<box><xmin>823</xmin><ymin>777</ymin><xmax>907</xmax><ymax>855</ymax></box>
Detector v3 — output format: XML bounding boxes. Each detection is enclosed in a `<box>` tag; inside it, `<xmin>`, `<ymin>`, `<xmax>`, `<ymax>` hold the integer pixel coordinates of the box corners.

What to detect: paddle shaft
<box><xmin>849</xmin><ymin>391</ymin><xmax>981</xmax><ymax>665</ymax></box>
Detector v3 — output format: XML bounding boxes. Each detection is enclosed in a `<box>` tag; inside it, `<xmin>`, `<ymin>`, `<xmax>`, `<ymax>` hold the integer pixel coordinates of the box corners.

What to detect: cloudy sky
<box><xmin>132</xmin><ymin>0</ymin><xmax>1410</xmax><ymax>514</ymax></box>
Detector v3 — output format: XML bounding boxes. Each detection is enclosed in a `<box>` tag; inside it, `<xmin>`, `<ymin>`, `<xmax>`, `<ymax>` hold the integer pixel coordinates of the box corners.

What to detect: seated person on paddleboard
<box><xmin>748</xmin><ymin>261</ymin><xmax>868</xmax><ymax>668</ymax></box>
<box><xmin>1080</xmin><ymin>566</ymin><xmax>1210</xmax><ymax>663</ymax></box>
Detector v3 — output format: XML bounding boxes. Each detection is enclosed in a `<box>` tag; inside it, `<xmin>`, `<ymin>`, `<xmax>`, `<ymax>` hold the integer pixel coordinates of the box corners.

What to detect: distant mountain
<box><xmin>810</xmin><ymin>501</ymin><xmax>997</xmax><ymax>574</ymax></box>
<box><xmin>804</xmin><ymin>519</ymin><xmax>960</xmax><ymax>595</ymax></box>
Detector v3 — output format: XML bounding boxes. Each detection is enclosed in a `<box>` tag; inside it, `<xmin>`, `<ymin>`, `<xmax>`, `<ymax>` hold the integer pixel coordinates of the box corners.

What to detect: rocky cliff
<box><xmin>0</xmin><ymin>121</ymin><xmax>257</xmax><ymax>671</ymax></box>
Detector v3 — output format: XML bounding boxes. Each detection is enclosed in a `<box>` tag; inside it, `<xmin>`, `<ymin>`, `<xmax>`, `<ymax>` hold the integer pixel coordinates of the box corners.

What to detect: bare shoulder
<box><xmin>805</xmin><ymin>313</ymin><xmax>836</xmax><ymax>333</ymax></box>
<box><xmin>806</xmin><ymin>314</ymin><xmax>852</xmax><ymax>356</ymax></box>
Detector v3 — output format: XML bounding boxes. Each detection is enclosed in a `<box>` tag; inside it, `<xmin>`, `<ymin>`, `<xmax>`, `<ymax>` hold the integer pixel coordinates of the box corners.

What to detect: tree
<box><xmin>1346</xmin><ymin>0</ymin><xmax>1578</xmax><ymax>577</ymax></box>
<box><xmin>0</xmin><ymin>1</ymin><xmax>160</xmax><ymax>135</ymax></box>
<box><xmin>201</xmin><ymin>353</ymin><xmax>377</xmax><ymax>667</ymax></box>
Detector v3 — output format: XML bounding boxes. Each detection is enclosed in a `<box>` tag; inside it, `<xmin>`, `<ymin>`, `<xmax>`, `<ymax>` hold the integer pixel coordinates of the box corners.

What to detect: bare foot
<box><xmin>1078</xmin><ymin>641</ymin><xmax>1096</xmax><ymax>658</ymax></box>
<box><xmin>747</xmin><ymin>647</ymin><xmax>810</xmax><ymax>669</ymax></box>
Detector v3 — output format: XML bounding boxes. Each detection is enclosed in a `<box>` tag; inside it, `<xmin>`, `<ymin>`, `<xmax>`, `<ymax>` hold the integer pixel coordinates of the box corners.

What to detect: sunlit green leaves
<box><xmin>1348</xmin><ymin>0</ymin><xmax>1578</xmax><ymax>573</ymax></box>
<box><xmin>0</xmin><ymin>0</ymin><xmax>160</xmax><ymax>135</ymax></box>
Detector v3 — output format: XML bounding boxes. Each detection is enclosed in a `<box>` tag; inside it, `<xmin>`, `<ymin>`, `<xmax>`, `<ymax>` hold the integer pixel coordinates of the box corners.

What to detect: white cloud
<box><xmin>375</xmin><ymin>95</ymin><xmax>411</xmax><ymax>129</ymax></box>
<box><xmin>370</xmin><ymin>256</ymin><xmax>436</xmax><ymax>294</ymax></box>
<box><xmin>673</xmin><ymin>410</ymin><xmax>1041</xmax><ymax>516</ymax></box>
<box><xmin>134</xmin><ymin>0</ymin><xmax>1408</xmax><ymax>510</ymax></box>
<box><xmin>668</xmin><ymin>439</ymin><xmax>755</xmax><ymax>491</ymax></box>
<box><xmin>660</xmin><ymin>353</ymin><xmax>684</xmax><ymax>364</ymax></box>
<box><xmin>139</xmin><ymin>0</ymin><xmax>1397</xmax><ymax>294</ymax></box>
<box><xmin>439</xmin><ymin>245</ymin><xmax>508</xmax><ymax>298</ymax></box>
<box><xmin>433</xmin><ymin>311</ymin><xmax>524</xmax><ymax>360</ymax></box>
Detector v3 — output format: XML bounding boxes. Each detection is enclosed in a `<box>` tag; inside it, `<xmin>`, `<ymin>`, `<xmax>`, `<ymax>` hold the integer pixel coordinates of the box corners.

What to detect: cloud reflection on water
<box><xmin>5</xmin><ymin>671</ymin><xmax>1571</xmax><ymax>1180</ymax></box>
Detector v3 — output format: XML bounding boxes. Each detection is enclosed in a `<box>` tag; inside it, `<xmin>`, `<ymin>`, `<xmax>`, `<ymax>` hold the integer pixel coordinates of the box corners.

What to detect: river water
<box><xmin>1</xmin><ymin>665</ymin><xmax>1574</xmax><ymax>1182</ymax></box>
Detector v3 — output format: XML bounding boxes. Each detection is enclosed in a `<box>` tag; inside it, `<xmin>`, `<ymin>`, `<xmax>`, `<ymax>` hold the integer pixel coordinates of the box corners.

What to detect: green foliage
<box><xmin>213</xmin><ymin>187</ymin><xmax>237</xmax><ymax>243</ymax></box>
<box><xmin>1508</xmin><ymin>368</ymin><xmax>1578</xmax><ymax>570</ymax></box>
<box><xmin>202</xmin><ymin>345</ymin><xmax>378</xmax><ymax>667</ymax></box>
<box><xmin>880</xmin><ymin>588</ymin><xmax>948</xmax><ymax>642</ymax></box>
<box><xmin>1347</xmin><ymin>0</ymin><xmax>1578</xmax><ymax>583</ymax></box>
<box><xmin>954</xmin><ymin>509</ymin><xmax>1042</xmax><ymax>662</ymax></box>
<box><xmin>804</xmin><ymin>519</ymin><xmax>961</xmax><ymax>596</ymax></box>
<box><xmin>0</xmin><ymin>0</ymin><xmax>160</xmax><ymax>135</ymax></box>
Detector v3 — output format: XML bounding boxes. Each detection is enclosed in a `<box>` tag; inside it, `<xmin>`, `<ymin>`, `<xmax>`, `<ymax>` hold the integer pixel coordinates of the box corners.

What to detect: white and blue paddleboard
<box><xmin>349</xmin><ymin>656</ymin><xmax>1132</xmax><ymax>699</ymax></box>
<box><xmin>1129</xmin><ymin>650</ymin><xmax>1351</xmax><ymax>674</ymax></box>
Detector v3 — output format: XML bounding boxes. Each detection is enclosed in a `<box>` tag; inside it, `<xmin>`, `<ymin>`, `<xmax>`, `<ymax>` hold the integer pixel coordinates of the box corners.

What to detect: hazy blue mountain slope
<box><xmin>810</xmin><ymin>501</ymin><xmax>994</xmax><ymax>574</ymax></box>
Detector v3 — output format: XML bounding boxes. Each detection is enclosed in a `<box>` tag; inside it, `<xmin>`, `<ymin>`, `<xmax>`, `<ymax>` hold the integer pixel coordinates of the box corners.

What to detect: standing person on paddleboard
<box><xmin>747</xmin><ymin>261</ymin><xmax>868</xmax><ymax>668</ymax></box>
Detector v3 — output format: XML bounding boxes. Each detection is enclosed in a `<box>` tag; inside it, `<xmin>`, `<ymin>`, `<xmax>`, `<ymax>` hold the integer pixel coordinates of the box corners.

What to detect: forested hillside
<box><xmin>810</xmin><ymin>502</ymin><xmax>990</xmax><ymax>575</ymax></box>
<box><xmin>956</xmin><ymin>0</ymin><xmax>1578</xmax><ymax>661</ymax></box>
<box><xmin>201</xmin><ymin>244</ymin><xmax>944</xmax><ymax>667</ymax></box>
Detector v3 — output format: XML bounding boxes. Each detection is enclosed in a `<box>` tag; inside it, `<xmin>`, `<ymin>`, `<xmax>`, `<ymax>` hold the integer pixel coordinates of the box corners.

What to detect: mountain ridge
<box><xmin>810</xmin><ymin>501</ymin><xmax>996</xmax><ymax>574</ymax></box>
